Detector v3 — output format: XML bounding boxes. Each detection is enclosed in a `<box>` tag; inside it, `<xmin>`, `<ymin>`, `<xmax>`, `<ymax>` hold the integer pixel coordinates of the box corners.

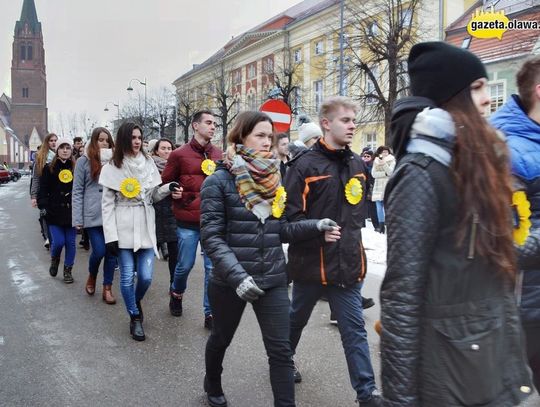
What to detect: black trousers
<box><xmin>205</xmin><ymin>282</ymin><xmax>295</xmax><ymax>407</ymax></box>
<box><xmin>524</xmin><ymin>325</ymin><xmax>540</xmax><ymax>392</ymax></box>
<box><xmin>166</xmin><ymin>241</ymin><xmax>178</xmax><ymax>284</ymax></box>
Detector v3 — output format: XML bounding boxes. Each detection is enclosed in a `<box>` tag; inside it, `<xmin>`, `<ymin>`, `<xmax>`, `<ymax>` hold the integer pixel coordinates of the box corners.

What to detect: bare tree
<box><xmin>148</xmin><ymin>86</ymin><xmax>176</xmax><ymax>139</ymax></box>
<box><xmin>271</xmin><ymin>49</ymin><xmax>304</xmax><ymax>114</ymax></box>
<box><xmin>176</xmin><ymin>83</ymin><xmax>203</xmax><ymax>144</ymax></box>
<box><xmin>120</xmin><ymin>93</ymin><xmax>148</xmax><ymax>137</ymax></box>
<box><xmin>207</xmin><ymin>63</ymin><xmax>239</xmax><ymax>150</ymax></box>
<box><xmin>336</xmin><ymin>0</ymin><xmax>421</xmax><ymax>143</ymax></box>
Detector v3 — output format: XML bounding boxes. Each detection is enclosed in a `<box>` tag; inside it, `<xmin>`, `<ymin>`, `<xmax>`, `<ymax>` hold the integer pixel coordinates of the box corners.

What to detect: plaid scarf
<box><xmin>229</xmin><ymin>145</ymin><xmax>281</xmax><ymax>223</ymax></box>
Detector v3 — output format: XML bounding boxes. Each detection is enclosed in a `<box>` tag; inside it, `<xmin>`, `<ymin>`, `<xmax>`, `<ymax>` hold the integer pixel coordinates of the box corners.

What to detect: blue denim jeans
<box><xmin>171</xmin><ymin>227</ymin><xmax>213</xmax><ymax>317</ymax></box>
<box><xmin>206</xmin><ymin>283</ymin><xmax>295</xmax><ymax>406</ymax></box>
<box><xmin>289</xmin><ymin>282</ymin><xmax>376</xmax><ymax>401</ymax></box>
<box><xmin>118</xmin><ymin>248</ymin><xmax>155</xmax><ymax>316</ymax></box>
<box><xmin>49</xmin><ymin>225</ymin><xmax>76</xmax><ymax>266</ymax></box>
<box><xmin>375</xmin><ymin>200</ymin><xmax>385</xmax><ymax>223</ymax></box>
<box><xmin>86</xmin><ymin>226</ymin><xmax>116</xmax><ymax>285</ymax></box>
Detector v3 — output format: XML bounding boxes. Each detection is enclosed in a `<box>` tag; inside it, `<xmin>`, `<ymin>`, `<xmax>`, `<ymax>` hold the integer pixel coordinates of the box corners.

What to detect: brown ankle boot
<box><xmin>85</xmin><ymin>274</ymin><xmax>97</xmax><ymax>295</ymax></box>
<box><xmin>102</xmin><ymin>284</ymin><xmax>116</xmax><ymax>304</ymax></box>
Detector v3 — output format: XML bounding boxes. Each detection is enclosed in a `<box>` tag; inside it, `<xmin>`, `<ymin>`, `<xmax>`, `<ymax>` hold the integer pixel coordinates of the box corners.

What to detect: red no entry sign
<box><xmin>259</xmin><ymin>99</ymin><xmax>292</xmax><ymax>133</ymax></box>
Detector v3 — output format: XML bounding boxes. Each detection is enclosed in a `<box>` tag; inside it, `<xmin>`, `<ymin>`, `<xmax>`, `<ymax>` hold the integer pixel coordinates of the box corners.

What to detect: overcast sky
<box><xmin>0</xmin><ymin>0</ymin><xmax>297</xmax><ymax>133</ymax></box>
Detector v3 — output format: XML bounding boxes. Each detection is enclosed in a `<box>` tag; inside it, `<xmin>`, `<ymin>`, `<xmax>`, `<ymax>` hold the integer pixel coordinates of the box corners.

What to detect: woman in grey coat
<box><xmin>72</xmin><ymin>127</ymin><xmax>117</xmax><ymax>304</ymax></box>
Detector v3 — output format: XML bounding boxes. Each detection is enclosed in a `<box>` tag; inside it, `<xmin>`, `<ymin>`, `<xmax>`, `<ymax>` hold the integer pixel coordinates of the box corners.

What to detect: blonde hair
<box><xmin>319</xmin><ymin>96</ymin><xmax>359</xmax><ymax>129</ymax></box>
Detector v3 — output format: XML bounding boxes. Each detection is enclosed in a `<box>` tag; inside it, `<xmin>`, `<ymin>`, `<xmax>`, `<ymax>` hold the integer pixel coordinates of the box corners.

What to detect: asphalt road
<box><xmin>0</xmin><ymin>178</ymin><xmax>537</xmax><ymax>406</ymax></box>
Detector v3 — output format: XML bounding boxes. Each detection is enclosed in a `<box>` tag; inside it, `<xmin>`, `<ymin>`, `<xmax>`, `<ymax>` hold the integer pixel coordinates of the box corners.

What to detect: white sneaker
<box><xmin>44</xmin><ymin>239</ymin><xmax>50</xmax><ymax>249</ymax></box>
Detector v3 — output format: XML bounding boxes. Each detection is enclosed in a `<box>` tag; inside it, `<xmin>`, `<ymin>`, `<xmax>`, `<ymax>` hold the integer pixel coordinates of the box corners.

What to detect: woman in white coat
<box><xmin>99</xmin><ymin>122</ymin><xmax>181</xmax><ymax>341</ymax></box>
<box><xmin>371</xmin><ymin>146</ymin><xmax>396</xmax><ymax>234</ymax></box>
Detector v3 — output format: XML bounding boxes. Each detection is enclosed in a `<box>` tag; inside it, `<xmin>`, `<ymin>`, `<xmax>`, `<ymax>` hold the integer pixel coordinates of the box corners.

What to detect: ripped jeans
<box><xmin>117</xmin><ymin>248</ymin><xmax>155</xmax><ymax>316</ymax></box>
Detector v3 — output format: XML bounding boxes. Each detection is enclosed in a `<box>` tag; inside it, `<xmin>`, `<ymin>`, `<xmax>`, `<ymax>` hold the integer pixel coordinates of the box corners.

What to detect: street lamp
<box><xmin>127</xmin><ymin>77</ymin><xmax>147</xmax><ymax>134</ymax></box>
<box><xmin>104</xmin><ymin>101</ymin><xmax>120</xmax><ymax>121</ymax></box>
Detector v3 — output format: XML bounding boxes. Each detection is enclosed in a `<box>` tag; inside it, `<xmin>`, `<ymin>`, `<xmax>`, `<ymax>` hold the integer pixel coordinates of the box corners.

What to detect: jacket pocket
<box><xmin>432</xmin><ymin>315</ymin><xmax>504</xmax><ymax>405</ymax></box>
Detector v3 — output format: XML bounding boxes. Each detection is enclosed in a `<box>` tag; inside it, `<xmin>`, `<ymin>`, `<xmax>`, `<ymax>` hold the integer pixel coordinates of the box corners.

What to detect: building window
<box><xmin>488</xmin><ymin>82</ymin><xmax>505</xmax><ymax>115</ymax></box>
<box><xmin>20</xmin><ymin>45</ymin><xmax>26</xmax><ymax>60</ymax></box>
<box><xmin>365</xmin><ymin>133</ymin><xmax>377</xmax><ymax>151</ymax></box>
<box><xmin>247</xmin><ymin>64</ymin><xmax>256</xmax><ymax>80</ymax></box>
<box><xmin>293</xmin><ymin>48</ymin><xmax>302</xmax><ymax>63</ymax></box>
<box><xmin>366</xmin><ymin>66</ymin><xmax>379</xmax><ymax>105</ymax></box>
<box><xmin>401</xmin><ymin>9</ymin><xmax>412</xmax><ymax>27</ymax></box>
<box><xmin>247</xmin><ymin>92</ymin><xmax>258</xmax><ymax>110</ymax></box>
<box><xmin>263</xmin><ymin>57</ymin><xmax>274</xmax><ymax>74</ymax></box>
<box><xmin>398</xmin><ymin>60</ymin><xmax>409</xmax><ymax>96</ymax></box>
<box><xmin>22</xmin><ymin>88</ymin><xmax>29</xmax><ymax>98</ymax></box>
<box><xmin>314</xmin><ymin>40</ymin><xmax>324</xmax><ymax>55</ymax></box>
<box><xmin>232</xmin><ymin>70</ymin><xmax>242</xmax><ymax>84</ymax></box>
<box><xmin>314</xmin><ymin>80</ymin><xmax>324</xmax><ymax>111</ymax></box>
<box><xmin>292</xmin><ymin>87</ymin><xmax>302</xmax><ymax>111</ymax></box>
<box><xmin>27</xmin><ymin>45</ymin><xmax>33</xmax><ymax>60</ymax></box>
<box><xmin>461</xmin><ymin>37</ymin><xmax>471</xmax><ymax>49</ymax></box>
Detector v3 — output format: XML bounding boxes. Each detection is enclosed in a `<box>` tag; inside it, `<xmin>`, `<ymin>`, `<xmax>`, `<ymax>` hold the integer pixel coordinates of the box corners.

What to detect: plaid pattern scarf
<box><xmin>229</xmin><ymin>145</ymin><xmax>281</xmax><ymax>223</ymax></box>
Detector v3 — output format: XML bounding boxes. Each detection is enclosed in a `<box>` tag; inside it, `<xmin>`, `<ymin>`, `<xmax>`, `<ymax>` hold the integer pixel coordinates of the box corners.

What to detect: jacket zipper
<box><xmin>467</xmin><ymin>212</ymin><xmax>479</xmax><ymax>259</ymax></box>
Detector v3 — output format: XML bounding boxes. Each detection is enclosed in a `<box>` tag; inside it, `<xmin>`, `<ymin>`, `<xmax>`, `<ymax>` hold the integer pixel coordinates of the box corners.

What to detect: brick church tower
<box><xmin>11</xmin><ymin>0</ymin><xmax>48</xmax><ymax>145</ymax></box>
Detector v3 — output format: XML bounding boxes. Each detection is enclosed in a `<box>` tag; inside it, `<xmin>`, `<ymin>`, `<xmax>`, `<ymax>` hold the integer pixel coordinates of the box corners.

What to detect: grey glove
<box><xmin>317</xmin><ymin>218</ymin><xmax>338</xmax><ymax>231</ymax></box>
<box><xmin>236</xmin><ymin>276</ymin><xmax>265</xmax><ymax>302</ymax></box>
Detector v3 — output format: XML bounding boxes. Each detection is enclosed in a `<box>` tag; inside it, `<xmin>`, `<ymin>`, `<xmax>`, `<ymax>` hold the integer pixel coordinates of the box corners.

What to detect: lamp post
<box><xmin>127</xmin><ymin>77</ymin><xmax>147</xmax><ymax>135</ymax></box>
<box><xmin>104</xmin><ymin>101</ymin><xmax>120</xmax><ymax>121</ymax></box>
<box><xmin>338</xmin><ymin>0</ymin><xmax>345</xmax><ymax>96</ymax></box>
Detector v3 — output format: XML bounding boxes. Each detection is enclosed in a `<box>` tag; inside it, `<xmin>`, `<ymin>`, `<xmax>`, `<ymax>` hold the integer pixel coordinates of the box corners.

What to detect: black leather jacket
<box><xmin>381</xmin><ymin>154</ymin><xmax>531</xmax><ymax>406</ymax></box>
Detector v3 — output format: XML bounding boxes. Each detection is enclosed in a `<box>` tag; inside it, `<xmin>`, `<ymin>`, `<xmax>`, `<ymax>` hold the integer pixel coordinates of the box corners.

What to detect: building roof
<box><xmin>15</xmin><ymin>0</ymin><xmax>42</xmax><ymax>36</ymax></box>
<box><xmin>446</xmin><ymin>2</ymin><xmax>540</xmax><ymax>63</ymax></box>
<box><xmin>173</xmin><ymin>0</ymin><xmax>338</xmax><ymax>84</ymax></box>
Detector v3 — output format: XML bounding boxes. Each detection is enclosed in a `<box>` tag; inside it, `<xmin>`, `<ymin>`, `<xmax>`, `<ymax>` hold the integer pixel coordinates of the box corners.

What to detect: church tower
<box><xmin>11</xmin><ymin>0</ymin><xmax>48</xmax><ymax>145</ymax></box>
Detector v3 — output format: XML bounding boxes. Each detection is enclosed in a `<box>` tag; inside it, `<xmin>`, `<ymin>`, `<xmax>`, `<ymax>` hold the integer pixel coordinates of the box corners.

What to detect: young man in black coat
<box><xmin>284</xmin><ymin>96</ymin><xmax>380</xmax><ymax>406</ymax></box>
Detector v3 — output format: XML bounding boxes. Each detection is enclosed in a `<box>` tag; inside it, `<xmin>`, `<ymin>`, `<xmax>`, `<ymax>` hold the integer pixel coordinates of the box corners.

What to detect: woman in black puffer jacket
<box><xmin>200</xmin><ymin>111</ymin><xmax>325</xmax><ymax>407</ymax></box>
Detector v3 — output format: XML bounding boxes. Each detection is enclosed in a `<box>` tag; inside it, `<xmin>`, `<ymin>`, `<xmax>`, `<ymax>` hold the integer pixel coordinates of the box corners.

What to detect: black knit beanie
<box><xmin>408</xmin><ymin>41</ymin><xmax>487</xmax><ymax>105</ymax></box>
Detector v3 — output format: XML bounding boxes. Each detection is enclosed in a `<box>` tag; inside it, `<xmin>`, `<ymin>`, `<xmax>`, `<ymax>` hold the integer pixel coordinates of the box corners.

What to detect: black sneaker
<box><xmin>169</xmin><ymin>293</ymin><xmax>183</xmax><ymax>317</ymax></box>
<box><xmin>293</xmin><ymin>362</ymin><xmax>302</xmax><ymax>383</ymax></box>
<box><xmin>204</xmin><ymin>315</ymin><xmax>213</xmax><ymax>330</ymax></box>
<box><xmin>362</xmin><ymin>297</ymin><xmax>375</xmax><ymax>309</ymax></box>
<box><xmin>357</xmin><ymin>394</ymin><xmax>383</xmax><ymax>406</ymax></box>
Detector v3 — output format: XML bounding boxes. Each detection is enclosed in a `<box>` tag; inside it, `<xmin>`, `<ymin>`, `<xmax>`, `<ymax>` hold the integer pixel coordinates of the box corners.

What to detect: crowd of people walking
<box><xmin>27</xmin><ymin>41</ymin><xmax>540</xmax><ymax>407</ymax></box>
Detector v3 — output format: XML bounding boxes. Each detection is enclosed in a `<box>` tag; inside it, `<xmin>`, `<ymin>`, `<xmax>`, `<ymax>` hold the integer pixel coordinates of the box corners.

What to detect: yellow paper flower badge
<box><xmin>345</xmin><ymin>178</ymin><xmax>363</xmax><ymax>205</ymax></box>
<box><xmin>512</xmin><ymin>190</ymin><xmax>531</xmax><ymax>246</ymax></box>
<box><xmin>272</xmin><ymin>186</ymin><xmax>287</xmax><ymax>218</ymax></box>
<box><xmin>201</xmin><ymin>159</ymin><xmax>216</xmax><ymax>176</ymax></box>
<box><xmin>58</xmin><ymin>169</ymin><xmax>73</xmax><ymax>183</ymax></box>
<box><xmin>120</xmin><ymin>177</ymin><xmax>141</xmax><ymax>199</ymax></box>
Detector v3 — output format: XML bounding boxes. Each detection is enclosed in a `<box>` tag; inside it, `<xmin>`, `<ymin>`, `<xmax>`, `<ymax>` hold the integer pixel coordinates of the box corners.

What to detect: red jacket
<box><xmin>162</xmin><ymin>137</ymin><xmax>222</xmax><ymax>226</ymax></box>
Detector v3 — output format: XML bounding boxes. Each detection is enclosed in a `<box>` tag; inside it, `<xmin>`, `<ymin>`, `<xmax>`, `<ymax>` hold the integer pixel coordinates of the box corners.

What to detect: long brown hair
<box><xmin>35</xmin><ymin>133</ymin><xmax>57</xmax><ymax>176</ymax></box>
<box><xmin>443</xmin><ymin>88</ymin><xmax>516</xmax><ymax>279</ymax></box>
<box><xmin>87</xmin><ymin>127</ymin><xmax>114</xmax><ymax>180</ymax></box>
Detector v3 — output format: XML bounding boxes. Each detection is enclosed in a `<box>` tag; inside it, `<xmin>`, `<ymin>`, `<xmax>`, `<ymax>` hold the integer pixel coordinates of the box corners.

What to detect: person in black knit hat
<box><xmin>380</xmin><ymin>41</ymin><xmax>533</xmax><ymax>406</ymax></box>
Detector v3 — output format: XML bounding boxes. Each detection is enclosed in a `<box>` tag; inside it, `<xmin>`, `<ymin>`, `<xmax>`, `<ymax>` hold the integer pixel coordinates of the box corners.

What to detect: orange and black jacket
<box><xmin>284</xmin><ymin>139</ymin><xmax>368</xmax><ymax>287</ymax></box>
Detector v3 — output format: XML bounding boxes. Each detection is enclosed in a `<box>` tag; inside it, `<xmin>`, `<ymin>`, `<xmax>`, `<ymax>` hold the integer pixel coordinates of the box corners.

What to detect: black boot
<box><xmin>130</xmin><ymin>314</ymin><xmax>145</xmax><ymax>341</ymax></box>
<box><xmin>169</xmin><ymin>292</ymin><xmax>183</xmax><ymax>317</ymax></box>
<box><xmin>63</xmin><ymin>265</ymin><xmax>74</xmax><ymax>284</ymax></box>
<box><xmin>362</xmin><ymin>296</ymin><xmax>375</xmax><ymax>309</ymax></box>
<box><xmin>378</xmin><ymin>222</ymin><xmax>385</xmax><ymax>234</ymax></box>
<box><xmin>160</xmin><ymin>242</ymin><xmax>169</xmax><ymax>260</ymax></box>
<box><xmin>204</xmin><ymin>376</ymin><xmax>227</xmax><ymax>407</ymax></box>
<box><xmin>136</xmin><ymin>300</ymin><xmax>144</xmax><ymax>323</ymax></box>
<box><xmin>49</xmin><ymin>256</ymin><xmax>60</xmax><ymax>277</ymax></box>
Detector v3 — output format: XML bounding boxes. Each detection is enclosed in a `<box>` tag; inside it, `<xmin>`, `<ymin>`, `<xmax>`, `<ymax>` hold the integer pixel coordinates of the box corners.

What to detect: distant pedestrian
<box><xmin>370</xmin><ymin>146</ymin><xmax>395</xmax><ymax>234</ymax></box>
<box><xmin>72</xmin><ymin>127</ymin><xmax>117</xmax><ymax>304</ymax></box>
<box><xmin>381</xmin><ymin>41</ymin><xmax>532</xmax><ymax>406</ymax></box>
<box><xmin>37</xmin><ymin>137</ymin><xmax>77</xmax><ymax>283</ymax></box>
<box><xmin>273</xmin><ymin>132</ymin><xmax>290</xmax><ymax>179</ymax></box>
<box><xmin>151</xmin><ymin>138</ymin><xmax>178</xmax><ymax>284</ymax></box>
<box><xmin>99</xmin><ymin>122</ymin><xmax>181</xmax><ymax>341</ymax></box>
<box><xmin>162</xmin><ymin>110</ymin><xmax>222</xmax><ymax>329</ymax></box>
<box><xmin>31</xmin><ymin>133</ymin><xmax>57</xmax><ymax>248</ymax></box>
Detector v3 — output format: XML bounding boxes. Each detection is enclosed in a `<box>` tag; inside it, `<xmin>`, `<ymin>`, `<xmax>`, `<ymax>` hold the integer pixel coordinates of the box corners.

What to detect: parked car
<box><xmin>0</xmin><ymin>168</ymin><xmax>10</xmax><ymax>184</ymax></box>
<box><xmin>9</xmin><ymin>168</ymin><xmax>21</xmax><ymax>182</ymax></box>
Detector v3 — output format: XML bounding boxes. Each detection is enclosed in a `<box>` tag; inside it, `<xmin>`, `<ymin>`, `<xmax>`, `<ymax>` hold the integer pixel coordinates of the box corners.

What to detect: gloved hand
<box><xmin>106</xmin><ymin>241</ymin><xmax>119</xmax><ymax>257</ymax></box>
<box><xmin>317</xmin><ymin>218</ymin><xmax>338</xmax><ymax>231</ymax></box>
<box><xmin>39</xmin><ymin>208</ymin><xmax>47</xmax><ymax>217</ymax></box>
<box><xmin>236</xmin><ymin>276</ymin><xmax>265</xmax><ymax>302</ymax></box>
<box><xmin>169</xmin><ymin>182</ymin><xmax>180</xmax><ymax>192</ymax></box>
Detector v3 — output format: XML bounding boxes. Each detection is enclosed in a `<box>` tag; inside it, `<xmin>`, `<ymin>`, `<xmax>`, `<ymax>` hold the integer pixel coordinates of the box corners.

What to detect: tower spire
<box><xmin>15</xmin><ymin>0</ymin><xmax>41</xmax><ymax>35</ymax></box>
